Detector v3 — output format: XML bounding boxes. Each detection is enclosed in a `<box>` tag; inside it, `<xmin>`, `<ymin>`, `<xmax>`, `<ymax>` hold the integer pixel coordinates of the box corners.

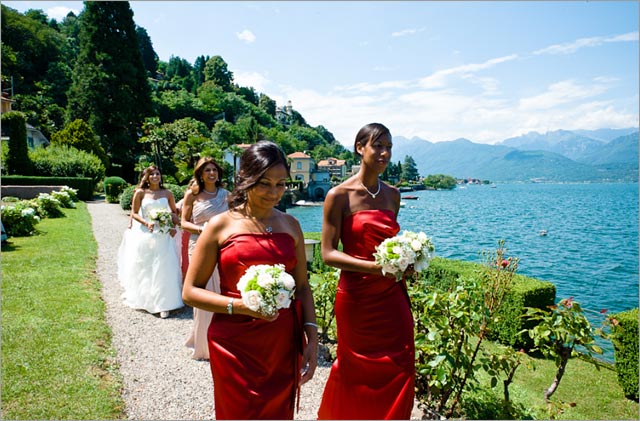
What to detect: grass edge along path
<box><xmin>1</xmin><ymin>202</ymin><xmax>126</xmax><ymax>420</ymax></box>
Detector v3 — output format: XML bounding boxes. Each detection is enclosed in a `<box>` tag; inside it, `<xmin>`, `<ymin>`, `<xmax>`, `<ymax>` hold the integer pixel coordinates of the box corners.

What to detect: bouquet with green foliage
<box><xmin>236</xmin><ymin>264</ymin><xmax>296</xmax><ymax>317</ymax></box>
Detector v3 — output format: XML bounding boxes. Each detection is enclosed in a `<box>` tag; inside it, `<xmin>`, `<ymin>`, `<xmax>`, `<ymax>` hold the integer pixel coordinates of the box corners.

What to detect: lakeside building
<box><xmin>317</xmin><ymin>157</ymin><xmax>346</xmax><ymax>179</ymax></box>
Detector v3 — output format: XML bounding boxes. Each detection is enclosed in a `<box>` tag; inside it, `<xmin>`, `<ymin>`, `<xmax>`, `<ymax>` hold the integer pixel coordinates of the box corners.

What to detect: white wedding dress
<box><xmin>117</xmin><ymin>197</ymin><xmax>184</xmax><ymax>314</ymax></box>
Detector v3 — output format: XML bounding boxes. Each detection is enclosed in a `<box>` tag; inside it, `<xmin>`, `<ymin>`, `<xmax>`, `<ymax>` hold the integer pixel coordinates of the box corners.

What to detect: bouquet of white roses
<box><xmin>373</xmin><ymin>230</ymin><xmax>435</xmax><ymax>281</ymax></box>
<box><xmin>148</xmin><ymin>208</ymin><xmax>174</xmax><ymax>234</ymax></box>
<box><xmin>236</xmin><ymin>264</ymin><xmax>296</xmax><ymax>317</ymax></box>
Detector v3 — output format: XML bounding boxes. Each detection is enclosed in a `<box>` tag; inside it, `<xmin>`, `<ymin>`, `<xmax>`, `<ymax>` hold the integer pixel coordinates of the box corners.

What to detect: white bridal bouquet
<box><xmin>373</xmin><ymin>230</ymin><xmax>435</xmax><ymax>281</ymax></box>
<box><xmin>148</xmin><ymin>208</ymin><xmax>173</xmax><ymax>234</ymax></box>
<box><xmin>236</xmin><ymin>264</ymin><xmax>296</xmax><ymax>317</ymax></box>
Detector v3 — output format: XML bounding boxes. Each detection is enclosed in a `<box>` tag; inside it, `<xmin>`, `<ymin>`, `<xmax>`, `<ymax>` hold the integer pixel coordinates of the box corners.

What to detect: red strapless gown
<box><xmin>318</xmin><ymin>209</ymin><xmax>415</xmax><ymax>420</ymax></box>
<box><xmin>207</xmin><ymin>233</ymin><xmax>303</xmax><ymax>420</ymax></box>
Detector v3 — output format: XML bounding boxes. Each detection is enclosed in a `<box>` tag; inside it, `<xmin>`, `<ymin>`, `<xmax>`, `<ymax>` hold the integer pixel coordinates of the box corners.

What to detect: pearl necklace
<box><xmin>202</xmin><ymin>187</ymin><xmax>218</xmax><ymax>196</ymax></box>
<box><xmin>360</xmin><ymin>179</ymin><xmax>381</xmax><ymax>199</ymax></box>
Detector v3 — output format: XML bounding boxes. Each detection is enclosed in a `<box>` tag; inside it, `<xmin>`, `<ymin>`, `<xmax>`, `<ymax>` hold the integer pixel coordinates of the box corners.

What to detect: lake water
<box><xmin>288</xmin><ymin>183</ymin><xmax>639</xmax><ymax>361</ymax></box>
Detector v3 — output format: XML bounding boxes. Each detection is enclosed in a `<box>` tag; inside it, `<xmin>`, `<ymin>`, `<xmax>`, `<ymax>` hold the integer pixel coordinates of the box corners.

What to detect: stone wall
<box><xmin>1</xmin><ymin>185</ymin><xmax>65</xmax><ymax>199</ymax></box>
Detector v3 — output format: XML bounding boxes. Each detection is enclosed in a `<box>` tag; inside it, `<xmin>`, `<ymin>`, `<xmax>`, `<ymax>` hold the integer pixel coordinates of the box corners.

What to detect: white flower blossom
<box><xmin>373</xmin><ymin>230</ymin><xmax>435</xmax><ymax>281</ymax></box>
<box><xmin>236</xmin><ymin>264</ymin><xmax>296</xmax><ymax>317</ymax></box>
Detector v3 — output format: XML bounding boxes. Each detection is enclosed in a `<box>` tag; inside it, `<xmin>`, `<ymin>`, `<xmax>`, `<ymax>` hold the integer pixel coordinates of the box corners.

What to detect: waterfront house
<box><xmin>288</xmin><ymin>151</ymin><xmax>314</xmax><ymax>185</ymax></box>
<box><xmin>317</xmin><ymin>157</ymin><xmax>346</xmax><ymax>180</ymax></box>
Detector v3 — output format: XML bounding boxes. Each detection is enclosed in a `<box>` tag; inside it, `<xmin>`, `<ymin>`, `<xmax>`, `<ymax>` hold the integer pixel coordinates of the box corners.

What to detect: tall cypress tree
<box><xmin>66</xmin><ymin>1</ymin><xmax>151</xmax><ymax>179</ymax></box>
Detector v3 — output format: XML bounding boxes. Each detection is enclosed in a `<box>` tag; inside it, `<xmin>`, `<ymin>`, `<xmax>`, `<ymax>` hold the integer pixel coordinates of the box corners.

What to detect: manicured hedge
<box><xmin>103</xmin><ymin>177</ymin><xmax>128</xmax><ymax>203</ymax></box>
<box><xmin>418</xmin><ymin>257</ymin><xmax>556</xmax><ymax>348</ymax></box>
<box><xmin>2</xmin><ymin>176</ymin><xmax>94</xmax><ymax>201</ymax></box>
<box><xmin>611</xmin><ymin>308</ymin><xmax>639</xmax><ymax>401</ymax></box>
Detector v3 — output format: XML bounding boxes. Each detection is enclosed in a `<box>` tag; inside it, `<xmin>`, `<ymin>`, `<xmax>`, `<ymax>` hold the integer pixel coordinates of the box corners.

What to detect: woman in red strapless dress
<box><xmin>318</xmin><ymin>123</ymin><xmax>415</xmax><ymax>420</ymax></box>
<box><xmin>182</xmin><ymin>141</ymin><xmax>318</xmax><ymax>420</ymax></box>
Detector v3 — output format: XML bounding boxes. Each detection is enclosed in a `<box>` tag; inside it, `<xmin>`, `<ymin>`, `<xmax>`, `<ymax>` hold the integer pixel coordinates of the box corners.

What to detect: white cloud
<box><xmin>236</xmin><ymin>29</ymin><xmax>256</xmax><ymax>43</ymax></box>
<box><xmin>335</xmin><ymin>80</ymin><xmax>413</xmax><ymax>94</ymax></box>
<box><xmin>391</xmin><ymin>27</ymin><xmax>425</xmax><ymax>37</ymax></box>
<box><xmin>47</xmin><ymin>6</ymin><xmax>80</xmax><ymax>20</ymax></box>
<box><xmin>271</xmin><ymin>70</ymin><xmax>634</xmax><ymax>146</ymax></box>
<box><xmin>519</xmin><ymin>80</ymin><xmax>610</xmax><ymax>110</ymax></box>
<box><xmin>234</xmin><ymin>71</ymin><xmax>269</xmax><ymax>92</ymax></box>
<box><xmin>418</xmin><ymin>54</ymin><xmax>518</xmax><ymax>89</ymax></box>
<box><xmin>533</xmin><ymin>31</ymin><xmax>639</xmax><ymax>55</ymax></box>
<box><xmin>263</xmin><ymin>43</ymin><xmax>633</xmax><ymax>146</ymax></box>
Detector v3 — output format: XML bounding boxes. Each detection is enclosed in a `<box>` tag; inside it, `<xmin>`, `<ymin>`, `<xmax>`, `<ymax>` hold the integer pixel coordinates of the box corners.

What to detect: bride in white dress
<box><xmin>118</xmin><ymin>165</ymin><xmax>184</xmax><ymax>318</ymax></box>
<box><xmin>180</xmin><ymin>157</ymin><xmax>229</xmax><ymax>359</ymax></box>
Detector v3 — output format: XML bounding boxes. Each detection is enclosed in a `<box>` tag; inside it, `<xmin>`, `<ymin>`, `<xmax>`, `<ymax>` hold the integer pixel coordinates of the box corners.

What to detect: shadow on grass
<box><xmin>1</xmin><ymin>240</ymin><xmax>19</xmax><ymax>252</ymax></box>
<box><xmin>461</xmin><ymin>389</ymin><xmax>536</xmax><ymax>420</ymax></box>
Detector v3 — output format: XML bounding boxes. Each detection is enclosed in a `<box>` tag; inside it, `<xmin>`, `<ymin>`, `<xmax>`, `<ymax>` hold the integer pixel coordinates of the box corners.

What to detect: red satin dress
<box><xmin>207</xmin><ymin>233</ymin><xmax>303</xmax><ymax>420</ymax></box>
<box><xmin>318</xmin><ymin>209</ymin><xmax>415</xmax><ymax>420</ymax></box>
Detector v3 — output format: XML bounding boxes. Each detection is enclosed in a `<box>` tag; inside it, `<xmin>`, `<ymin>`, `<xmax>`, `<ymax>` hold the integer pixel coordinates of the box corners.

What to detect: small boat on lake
<box><xmin>294</xmin><ymin>200</ymin><xmax>323</xmax><ymax>207</ymax></box>
<box><xmin>402</xmin><ymin>195</ymin><xmax>419</xmax><ymax>200</ymax></box>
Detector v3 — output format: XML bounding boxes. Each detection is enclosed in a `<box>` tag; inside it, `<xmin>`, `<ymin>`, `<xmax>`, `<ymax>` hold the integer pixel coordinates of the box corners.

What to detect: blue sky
<box><xmin>5</xmin><ymin>1</ymin><xmax>639</xmax><ymax>146</ymax></box>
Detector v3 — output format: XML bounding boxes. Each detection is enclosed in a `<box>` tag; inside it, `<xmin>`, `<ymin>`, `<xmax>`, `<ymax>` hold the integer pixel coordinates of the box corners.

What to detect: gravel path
<box><xmin>88</xmin><ymin>199</ymin><xmax>422</xmax><ymax>420</ymax></box>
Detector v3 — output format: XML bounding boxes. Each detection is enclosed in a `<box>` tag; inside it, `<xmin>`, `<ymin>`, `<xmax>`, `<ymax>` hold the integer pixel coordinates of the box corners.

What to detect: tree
<box><xmin>2</xmin><ymin>111</ymin><xmax>32</xmax><ymax>175</ymax></box>
<box><xmin>1</xmin><ymin>5</ymin><xmax>65</xmax><ymax>95</ymax></box>
<box><xmin>382</xmin><ymin>161</ymin><xmax>400</xmax><ymax>184</ymax></box>
<box><xmin>258</xmin><ymin>93</ymin><xmax>276</xmax><ymax>117</ymax></box>
<box><xmin>204</xmin><ymin>55</ymin><xmax>233</xmax><ymax>92</ymax></box>
<box><xmin>524</xmin><ymin>297</ymin><xmax>604</xmax><ymax>402</ymax></box>
<box><xmin>50</xmin><ymin>118</ymin><xmax>109</xmax><ymax>167</ymax></box>
<box><xmin>401</xmin><ymin>155</ymin><xmax>420</xmax><ymax>181</ymax></box>
<box><xmin>192</xmin><ymin>55</ymin><xmax>208</xmax><ymax>92</ymax></box>
<box><xmin>136</xmin><ymin>26</ymin><xmax>158</xmax><ymax>77</ymax></box>
<box><xmin>236</xmin><ymin>86</ymin><xmax>258</xmax><ymax>105</ymax></box>
<box><xmin>66</xmin><ymin>1</ymin><xmax>152</xmax><ymax>179</ymax></box>
<box><xmin>423</xmin><ymin>174</ymin><xmax>457</xmax><ymax>190</ymax></box>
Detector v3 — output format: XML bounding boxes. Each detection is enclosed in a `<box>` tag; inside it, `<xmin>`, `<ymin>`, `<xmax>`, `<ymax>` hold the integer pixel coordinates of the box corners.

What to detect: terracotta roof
<box><xmin>287</xmin><ymin>152</ymin><xmax>312</xmax><ymax>159</ymax></box>
<box><xmin>317</xmin><ymin>158</ymin><xmax>346</xmax><ymax>166</ymax></box>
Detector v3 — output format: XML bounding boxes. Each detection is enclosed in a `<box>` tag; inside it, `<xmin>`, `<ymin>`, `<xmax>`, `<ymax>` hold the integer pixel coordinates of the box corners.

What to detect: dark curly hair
<box><xmin>228</xmin><ymin>141</ymin><xmax>290</xmax><ymax>209</ymax></box>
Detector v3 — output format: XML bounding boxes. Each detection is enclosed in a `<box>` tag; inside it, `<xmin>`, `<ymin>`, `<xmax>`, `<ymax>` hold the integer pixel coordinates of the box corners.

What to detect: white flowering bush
<box><xmin>60</xmin><ymin>185</ymin><xmax>79</xmax><ymax>202</ymax></box>
<box><xmin>373</xmin><ymin>230</ymin><xmax>435</xmax><ymax>281</ymax></box>
<box><xmin>1</xmin><ymin>203</ymin><xmax>41</xmax><ymax>236</ymax></box>
<box><xmin>31</xmin><ymin>193</ymin><xmax>64</xmax><ymax>218</ymax></box>
<box><xmin>236</xmin><ymin>264</ymin><xmax>296</xmax><ymax>317</ymax></box>
<box><xmin>147</xmin><ymin>208</ymin><xmax>173</xmax><ymax>234</ymax></box>
<box><xmin>51</xmin><ymin>190</ymin><xmax>76</xmax><ymax>208</ymax></box>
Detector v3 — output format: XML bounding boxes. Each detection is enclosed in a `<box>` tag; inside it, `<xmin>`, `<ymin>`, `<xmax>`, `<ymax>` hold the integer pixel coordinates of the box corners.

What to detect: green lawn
<box><xmin>1</xmin><ymin>203</ymin><xmax>125</xmax><ymax>419</ymax></box>
<box><xmin>465</xmin><ymin>340</ymin><xmax>639</xmax><ymax>420</ymax></box>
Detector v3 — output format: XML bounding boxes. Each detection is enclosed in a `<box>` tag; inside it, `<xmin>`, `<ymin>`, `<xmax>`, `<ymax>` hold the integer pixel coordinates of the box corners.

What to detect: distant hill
<box><xmin>572</xmin><ymin>128</ymin><xmax>639</xmax><ymax>142</ymax></box>
<box><xmin>392</xmin><ymin>129</ymin><xmax>638</xmax><ymax>182</ymax></box>
<box><xmin>499</xmin><ymin>130</ymin><xmax>605</xmax><ymax>162</ymax></box>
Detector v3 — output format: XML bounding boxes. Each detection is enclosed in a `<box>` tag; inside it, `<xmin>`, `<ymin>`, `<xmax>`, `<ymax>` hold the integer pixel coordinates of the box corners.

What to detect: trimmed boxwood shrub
<box><xmin>166</xmin><ymin>184</ymin><xmax>186</xmax><ymax>203</ymax></box>
<box><xmin>611</xmin><ymin>308</ymin><xmax>639</xmax><ymax>400</ymax></box>
<box><xmin>119</xmin><ymin>185</ymin><xmax>136</xmax><ymax>211</ymax></box>
<box><xmin>104</xmin><ymin>177</ymin><xmax>128</xmax><ymax>203</ymax></box>
<box><xmin>418</xmin><ymin>257</ymin><xmax>556</xmax><ymax>348</ymax></box>
<box><xmin>29</xmin><ymin>144</ymin><xmax>105</xmax><ymax>191</ymax></box>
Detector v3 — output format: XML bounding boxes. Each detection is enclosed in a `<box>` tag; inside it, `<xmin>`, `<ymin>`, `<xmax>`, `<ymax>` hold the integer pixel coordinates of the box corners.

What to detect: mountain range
<box><xmin>392</xmin><ymin>128</ymin><xmax>638</xmax><ymax>182</ymax></box>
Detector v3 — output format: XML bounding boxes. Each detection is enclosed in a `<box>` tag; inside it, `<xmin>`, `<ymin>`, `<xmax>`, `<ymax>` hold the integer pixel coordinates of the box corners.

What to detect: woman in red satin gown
<box><xmin>318</xmin><ymin>123</ymin><xmax>415</xmax><ymax>420</ymax></box>
<box><xmin>182</xmin><ymin>141</ymin><xmax>318</xmax><ymax>420</ymax></box>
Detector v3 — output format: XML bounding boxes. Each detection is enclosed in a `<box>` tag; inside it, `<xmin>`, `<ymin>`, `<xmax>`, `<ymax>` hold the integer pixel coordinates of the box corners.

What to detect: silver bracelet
<box><xmin>303</xmin><ymin>322</ymin><xmax>318</xmax><ymax>329</ymax></box>
<box><xmin>227</xmin><ymin>298</ymin><xmax>234</xmax><ymax>315</ymax></box>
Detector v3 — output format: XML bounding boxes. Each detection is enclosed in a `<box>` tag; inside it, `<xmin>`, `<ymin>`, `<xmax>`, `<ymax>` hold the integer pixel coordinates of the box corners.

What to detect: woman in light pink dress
<box><xmin>180</xmin><ymin>157</ymin><xmax>229</xmax><ymax>359</ymax></box>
